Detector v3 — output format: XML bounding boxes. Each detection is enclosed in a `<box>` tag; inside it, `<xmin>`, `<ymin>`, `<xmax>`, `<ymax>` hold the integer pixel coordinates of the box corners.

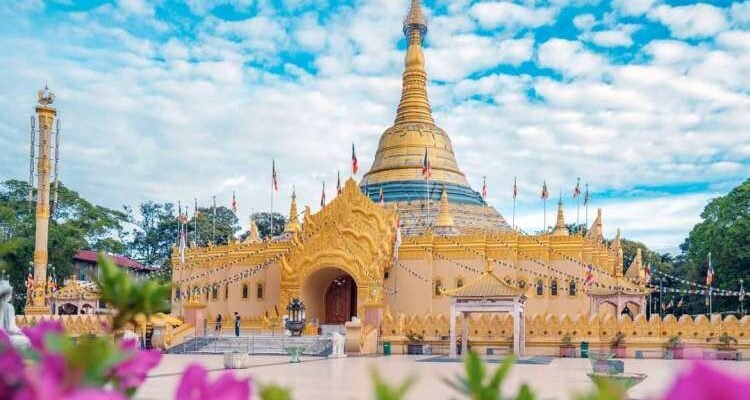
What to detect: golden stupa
<box><xmin>361</xmin><ymin>0</ymin><xmax>510</xmax><ymax>235</ymax></box>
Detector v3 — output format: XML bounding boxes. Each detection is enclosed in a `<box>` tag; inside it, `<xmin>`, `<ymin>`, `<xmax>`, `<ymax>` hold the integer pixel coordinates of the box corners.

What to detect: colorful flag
<box><xmin>482</xmin><ymin>176</ymin><xmax>487</xmax><ymax>199</ymax></box>
<box><xmin>677</xmin><ymin>297</ymin><xmax>684</xmax><ymax>308</ymax></box>
<box><xmin>706</xmin><ymin>252</ymin><xmax>714</xmax><ymax>286</ymax></box>
<box><xmin>337</xmin><ymin>171</ymin><xmax>342</xmax><ymax>194</ymax></box>
<box><xmin>231</xmin><ymin>191</ymin><xmax>237</xmax><ymax>214</ymax></box>
<box><xmin>541</xmin><ymin>180</ymin><xmax>549</xmax><ymax>200</ymax></box>
<box><xmin>352</xmin><ymin>143</ymin><xmax>359</xmax><ymax>175</ymax></box>
<box><xmin>379</xmin><ymin>187</ymin><xmax>385</xmax><ymax>205</ymax></box>
<box><xmin>584</xmin><ymin>183</ymin><xmax>590</xmax><ymax>206</ymax></box>
<box><xmin>320</xmin><ymin>181</ymin><xmax>326</xmax><ymax>208</ymax></box>
<box><xmin>26</xmin><ymin>273</ymin><xmax>34</xmax><ymax>296</ymax></box>
<box><xmin>573</xmin><ymin>177</ymin><xmax>581</xmax><ymax>198</ymax></box>
<box><xmin>512</xmin><ymin>177</ymin><xmax>518</xmax><ymax>200</ymax></box>
<box><xmin>272</xmin><ymin>159</ymin><xmax>279</xmax><ymax>191</ymax></box>
<box><xmin>421</xmin><ymin>147</ymin><xmax>431</xmax><ymax>180</ymax></box>
<box><xmin>584</xmin><ymin>264</ymin><xmax>594</xmax><ymax>285</ymax></box>
<box><xmin>667</xmin><ymin>298</ymin><xmax>674</xmax><ymax>309</ymax></box>
<box><xmin>645</xmin><ymin>264</ymin><xmax>651</xmax><ymax>284</ymax></box>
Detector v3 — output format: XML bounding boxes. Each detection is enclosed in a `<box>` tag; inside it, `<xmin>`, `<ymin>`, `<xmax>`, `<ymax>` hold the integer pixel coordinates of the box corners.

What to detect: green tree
<box><xmin>125</xmin><ymin>202</ymin><xmax>178</xmax><ymax>268</ymax></box>
<box><xmin>0</xmin><ymin>179</ymin><xmax>127</xmax><ymax>311</ymax></box>
<box><xmin>681</xmin><ymin>179</ymin><xmax>750</xmax><ymax>313</ymax></box>
<box><xmin>248</xmin><ymin>212</ymin><xmax>287</xmax><ymax>239</ymax></box>
<box><xmin>186</xmin><ymin>206</ymin><xmax>240</xmax><ymax>246</ymax></box>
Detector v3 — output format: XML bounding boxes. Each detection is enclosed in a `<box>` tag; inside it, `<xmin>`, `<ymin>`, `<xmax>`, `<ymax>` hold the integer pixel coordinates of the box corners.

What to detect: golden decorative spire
<box><xmin>551</xmin><ymin>195</ymin><xmax>569</xmax><ymax>236</ymax></box>
<box><xmin>396</xmin><ymin>0</ymin><xmax>432</xmax><ymax>125</ymax></box>
<box><xmin>362</xmin><ymin>0</ymin><xmax>471</xmax><ymax>188</ymax></box>
<box><xmin>244</xmin><ymin>215</ymin><xmax>261</xmax><ymax>244</ymax></box>
<box><xmin>284</xmin><ymin>187</ymin><xmax>300</xmax><ymax>234</ymax></box>
<box><xmin>435</xmin><ymin>186</ymin><xmax>454</xmax><ymax>228</ymax></box>
<box><xmin>612</xmin><ymin>228</ymin><xmax>623</xmax><ymax>276</ymax></box>
<box><xmin>586</xmin><ymin>208</ymin><xmax>603</xmax><ymax>241</ymax></box>
<box><xmin>624</xmin><ymin>248</ymin><xmax>644</xmax><ymax>280</ymax></box>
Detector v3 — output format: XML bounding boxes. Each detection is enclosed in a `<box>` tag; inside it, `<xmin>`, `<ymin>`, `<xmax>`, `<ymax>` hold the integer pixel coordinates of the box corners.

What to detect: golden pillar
<box><xmin>27</xmin><ymin>86</ymin><xmax>57</xmax><ymax>314</ymax></box>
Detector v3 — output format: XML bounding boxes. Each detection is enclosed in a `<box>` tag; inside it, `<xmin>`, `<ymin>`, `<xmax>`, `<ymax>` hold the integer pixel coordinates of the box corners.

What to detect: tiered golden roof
<box><xmin>551</xmin><ymin>196</ymin><xmax>570</xmax><ymax>236</ymax></box>
<box><xmin>443</xmin><ymin>270</ymin><xmax>522</xmax><ymax>298</ymax></box>
<box><xmin>284</xmin><ymin>189</ymin><xmax>300</xmax><ymax>234</ymax></box>
<box><xmin>434</xmin><ymin>186</ymin><xmax>454</xmax><ymax>228</ymax></box>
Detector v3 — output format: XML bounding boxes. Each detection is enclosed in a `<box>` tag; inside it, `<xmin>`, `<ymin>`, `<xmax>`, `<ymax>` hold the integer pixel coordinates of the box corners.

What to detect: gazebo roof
<box><xmin>443</xmin><ymin>270</ymin><xmax>522</xmax><ymax>298</ymax></box>
<box><xmin>51</xmin><ymin>279</ymin><xmax>100</xmax><ymax>301</ymax></box>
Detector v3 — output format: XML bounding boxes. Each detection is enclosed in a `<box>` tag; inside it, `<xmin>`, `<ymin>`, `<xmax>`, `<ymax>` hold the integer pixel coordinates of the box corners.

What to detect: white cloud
<box><xmin>731</xmin><ymin>1</ymin><xmax>750</xmax><ymax>25</ymax></box>
<box><xmin>537</xmin><ymin>39</ymin><xmax>607</xmax><ymax>78</ymax></box>
<box><xmin>590</xmin><ymin>29</ymin><xmax>633</xmax><ymax>47</ymax></box>
<box><xmin>116</xmin><ymin>0</ymin><xmax>154</xmax><ymax>17</ymax></box>
<box><xmin>573</xmin><ymin>13</ymin><xmax>596</xmax><ymax>31</ymax></box>
<box><xmin>648</xmin><ymin>3</ymin><xmax>728</xmax><ymax>39</ymax></box>
<box><xmin>611</xmin><ymin>0</ymin><xmax>655</xmax><ymax>17</ymax></box>
<box><xmin>468</xmin><ymin>1</ymin><xmax>556</xmax><ymax>30</ymax></box>
<box><xmin>427</xmin><ymin>35</ymin><xmax>533</xmax><ymax>81</ymax></box>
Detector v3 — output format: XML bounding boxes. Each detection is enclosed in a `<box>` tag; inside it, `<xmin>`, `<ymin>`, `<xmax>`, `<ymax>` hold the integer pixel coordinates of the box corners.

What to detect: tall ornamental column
<box><xmin>27</xmin><ymin>86</ymin><xmax>57</xmax><ymax>315</ymax></box>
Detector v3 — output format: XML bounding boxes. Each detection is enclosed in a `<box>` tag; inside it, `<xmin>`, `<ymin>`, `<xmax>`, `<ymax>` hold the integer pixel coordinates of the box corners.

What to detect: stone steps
<box><xmin>169</xmin><ymin>335</ymin><xmax>332</xmax><ymax>356</ymax></box>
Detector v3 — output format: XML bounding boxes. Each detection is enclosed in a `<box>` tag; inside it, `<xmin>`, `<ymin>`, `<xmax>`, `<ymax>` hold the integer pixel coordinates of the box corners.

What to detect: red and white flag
<box><xmin>231</xmin><ymin>191</ymin><xmax>237</xmax><ymax>214</ymax></box>
<box><xmin>645</xmin><ymin>263</ymin><xmax>651</xmax><ymax>284</ymax></box>
<box><xmin>573</xmin><ymin>177</ymin><xmax>581</xmax><ymax>198</ymax></box>
<box><xmin>541</xmin><ymin>180</ymin><xmax>549</xmax><ymax>200</ymax></box>
<box><xmin>706</xmin><ymin>252</ymin><xmax>714</xmax><ymax>286</ymax></box>
<box><xmin>393</xmin><ymin>213</ymin><xmax>402</xmax><ymax>261</ymax></box>
<box><xmin>584</xmin><ymin>183</ymin><xmax>590</xmax><ymax>206</ymax></box>
<box><xmin>379</xmin><ymin>187</ymin><xmax>385</xmax><ymax>205</ymax></box>
<box><xmin>352</xmin><ymin>143</ymin><xmax>359</xmax><ymax>175</ymax></box>
<box><xmin>512</xmin><ymin>177</ymin><xmax>518</xmax><ymax>200</ymax></box>
<box><xmin>422</xmin><ymin>147</ymin><xmax>431</xmax><ymax>180</ymax></box>
<box><xmin>272</xmin><ymin>159</ymin><xmax>279</xmax><ymax>191</ymax></box>
<box><xmin>482</xmin><ymin>176</ymin><xmax>487</xmax><ymax>199</ymax></box>
<box><xmin>179</xmin><ymin>225</ymin><xmax>187</xmax><ymax>264</ymax></box>
<box><xmin>584</xmin><ymin>264</ymin><xmax>594</xmax><ymax>285</ymax></box>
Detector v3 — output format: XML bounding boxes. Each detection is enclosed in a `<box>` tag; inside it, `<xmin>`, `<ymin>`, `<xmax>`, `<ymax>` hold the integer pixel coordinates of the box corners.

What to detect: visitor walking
<box><xmin>214</xmin><ymin>313</ymin><xmax>222</xmax><ymax>335</ymax></box>
<box><xmin>234</xmin><ymin>312</ymin><xmax>240</xmax><ymax>337</ymax></box>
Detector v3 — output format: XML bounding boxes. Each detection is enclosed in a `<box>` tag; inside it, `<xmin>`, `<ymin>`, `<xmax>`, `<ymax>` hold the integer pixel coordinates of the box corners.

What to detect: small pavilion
<box><xmin>444</xmin><ymin>269</ymin><xmax>526</xmax><ymax>358</ymax></box>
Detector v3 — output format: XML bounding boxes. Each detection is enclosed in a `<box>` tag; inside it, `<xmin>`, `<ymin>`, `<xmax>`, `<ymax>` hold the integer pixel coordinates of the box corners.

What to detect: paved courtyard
<box><xmin>137</xmin><ymin>354</ymin><xmax>750</xmax><ymax>400</ymax></box>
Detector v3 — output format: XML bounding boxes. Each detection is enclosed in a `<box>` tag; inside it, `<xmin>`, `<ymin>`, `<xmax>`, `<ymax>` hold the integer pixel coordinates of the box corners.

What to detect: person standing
<box><xmin>234</xmin><ymin>312</ymin><xmax>240</xmax><ymax>337</ymax></box>
<box><xmin>215</xmin><ymin>313</ymin><xmax>222</xmax><ymax>335</ymax></box>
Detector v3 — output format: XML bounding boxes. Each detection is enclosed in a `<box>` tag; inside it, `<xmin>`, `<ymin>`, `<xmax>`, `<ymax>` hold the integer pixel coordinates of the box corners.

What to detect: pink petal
<box><xmin>21</xmin><ymin>320</ymin><xmax>64</xmax><ymax>352</ymax></box>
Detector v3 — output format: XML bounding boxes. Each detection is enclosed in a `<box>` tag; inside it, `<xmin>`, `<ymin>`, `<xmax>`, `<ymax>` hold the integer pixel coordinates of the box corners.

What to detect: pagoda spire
<box><xmin>435</xmin><ymin>185</ymin><xmax>454</xmax><ymax>228</ymax></box>
<box><xmin>284</xmin><ymin>187</ymin><xmax>300</xmax><ymax>234</ymax></box>
<box><xmin>246</xmin><ymin>216</ymin><xmax>261</xmax><ymax>243</ymax></box>
<box><xmin>394</xmin><ymin>0</ymin><xmax>434</xmax><ymax>126</ymax></box>
<box><xmin>551</xmin><ymin>194</ymin><xmax>569</xmax><ymax>236</ymax></box>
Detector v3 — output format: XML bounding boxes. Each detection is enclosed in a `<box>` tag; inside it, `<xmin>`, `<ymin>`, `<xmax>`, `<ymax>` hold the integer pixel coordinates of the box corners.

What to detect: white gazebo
<box><xmin>444</xmin><ymin>270</ymin><xmax>526</xmax><ymax>358</ymax></box>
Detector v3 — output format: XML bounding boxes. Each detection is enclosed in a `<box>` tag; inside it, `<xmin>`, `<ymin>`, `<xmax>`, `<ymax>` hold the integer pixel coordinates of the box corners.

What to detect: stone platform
<box><xmin>168</xmin><ymin>334</ymin><xmax>332</xmax><ymax>356</ymax></box>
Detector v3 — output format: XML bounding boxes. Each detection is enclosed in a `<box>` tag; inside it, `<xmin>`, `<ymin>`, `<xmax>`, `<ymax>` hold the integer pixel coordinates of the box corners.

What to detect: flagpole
<box><xmin>270</xmin><ymin>161</ymin><xmax>275</xmax><ymax>237</ymax></box>
<box><xmin>212</xmin><ymin>195</ymin><xmax>216</xmax><ymax>244</ymax></box>
<box><xmin>194</xmin><ymin>198</ymin><xmax>198</xmax><ymax>246</ymax></box>
<box><xmin>543</xmin><ymin>197</ymin><xmax>547</xmax><ymax>233</ymax></box>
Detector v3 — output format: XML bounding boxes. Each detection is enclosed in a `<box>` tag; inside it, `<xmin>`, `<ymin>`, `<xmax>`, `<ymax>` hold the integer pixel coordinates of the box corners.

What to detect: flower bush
<box><xmin>1</xmin><ymin>253</ymin><xmax>749</xmax><ymax>400</ymax></box>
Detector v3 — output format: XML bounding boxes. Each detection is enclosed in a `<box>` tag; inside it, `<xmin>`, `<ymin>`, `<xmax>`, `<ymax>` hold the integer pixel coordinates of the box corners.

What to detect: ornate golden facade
<box><xmin>165</xmin><ymin>0</ymin><xmax>749</xmax><ymax>355</ymax></box>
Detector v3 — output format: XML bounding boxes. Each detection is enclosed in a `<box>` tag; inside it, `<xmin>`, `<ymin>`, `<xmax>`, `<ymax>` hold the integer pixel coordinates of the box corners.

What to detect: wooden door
<box><xmin>325</xmin><ymin>275</ymin><xmax>353</xmax><ymax>324</ymax></box>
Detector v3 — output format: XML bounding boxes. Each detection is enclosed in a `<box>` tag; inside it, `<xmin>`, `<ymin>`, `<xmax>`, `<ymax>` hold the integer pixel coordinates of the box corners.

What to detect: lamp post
<box><xmin>285</xmin><ymin>298</ymin><xmax>306</xmax><ymax>336</ymax></box>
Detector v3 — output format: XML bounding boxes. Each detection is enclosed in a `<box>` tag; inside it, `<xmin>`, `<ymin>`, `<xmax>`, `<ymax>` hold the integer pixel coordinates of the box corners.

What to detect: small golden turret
<box><xmin>435</xmin><ymin>186</ymin><xmax>454</xmax><ymax>228</ymax></box>
<box><xmin>625</xmin><ymin>247</ymin><xmax>644</xmax><ymax>281</ymax></box>
<box><xmin>551</xmin><ymin>195</ymin><xmax>569</xmax><ymax>237</ymax></box>
<box><xmin>284</xmin><ymin>188</ymin><xmax>300</xmax><ymax>234</ymax></box>
<box><xmin>612</xmin><ymin>228</ymin><xmax>624</xmax><ymax>276</ymax></box>
<box><xmin>244</xmin><ymin>215</ymin><xmax>261</xmax><ymax>244</ymax></box>
<box><xmin>586</xmin><ymin>208</ymin><xmax>603</xmax><ymax>242</ymax></box>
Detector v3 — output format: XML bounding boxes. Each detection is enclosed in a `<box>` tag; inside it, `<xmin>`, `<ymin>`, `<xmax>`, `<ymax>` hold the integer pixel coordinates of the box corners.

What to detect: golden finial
<box><xmin>244</xmin><ymin>214</ymin><xmax>261</xmax><ymax>244</ymax></box>
<box><xmin>435</xmin><ymin>185</ymin><xmax>454</xmax><ymax>228</ymax></box>
<box><xmin>586</xmin><ymin>208</ymin><xmax>603</xmax><ymax>241</ymax></box>
<box><xmin>404</xmin><ymin>0</ymin><xmax>427</xmax><ymax>37</ymax></box>
<box><xmin>551</xmin><ymin>194</ymin><xmax>569</xmax><ymax>236</ymax></box>
<box><xmin>284</xmin><ymin>187</ymin><xmax>300</xmax><ymax>234</ymax></box>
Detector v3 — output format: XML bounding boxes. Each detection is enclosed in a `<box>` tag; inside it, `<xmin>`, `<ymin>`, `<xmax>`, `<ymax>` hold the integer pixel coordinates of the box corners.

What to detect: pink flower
<box><xmin>175</xmin><ymin>365</ymin><xmax>251</xmax><ymax>400</ymax></box>
<box><xmin>110</xmin><ymin>340</ymin><xmax>161</xmax><ymax>391</ymax></box>
<box><xmin>664</xmin><ymin>361</ymin><xmax>750</xmax><ymax>400</ymax></box>
<box><xmin>0</xmin><ymin>330</ymin><xmax>27</xmax><ymax>398</ymax></box>
<box><xmin>13</xmin><ymin>353</ymin><xmax>126</xmax><ymax>400</ymax></box>
<box><xmin>21</xmin><ymin>320</ymin><xmax>64</xmax><ymax>352</ymax></box>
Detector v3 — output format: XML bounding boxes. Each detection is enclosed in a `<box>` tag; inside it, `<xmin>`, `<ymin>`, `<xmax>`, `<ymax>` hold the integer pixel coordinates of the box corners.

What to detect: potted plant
<box><xmin>665</xmin><ymin>335</ymin><xmax>684</xmax><ymax>359</ymax></box>
<box><xmin>560</xmin><ymin>334</ymin><xmax>576</xmax><ymax>358</ymax></box>
<box><xmin>610</xmin><ymin>333</ymin><xmax>627</xmax><ymax>358</ymax></box>
<box><xmin>717</xmin><ymin>333</ymin><xmax>739</xmax><ymax>360</ymax></box>
<box><xmin>405</xmin><ymin>332</ymin><xmax>425</xmax><ymax>355</ymax></box>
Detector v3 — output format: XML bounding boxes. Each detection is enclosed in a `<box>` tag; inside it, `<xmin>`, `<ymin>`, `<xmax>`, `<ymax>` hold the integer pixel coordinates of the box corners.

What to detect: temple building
<box><xmin>171</xmin><ymin>0</ymin><xmax>648</xmax><ymax>352</ymax></box>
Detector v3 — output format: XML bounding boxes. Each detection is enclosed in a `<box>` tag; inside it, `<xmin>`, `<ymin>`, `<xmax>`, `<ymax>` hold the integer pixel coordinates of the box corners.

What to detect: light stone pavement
<box><xmin>137</xmin><ymin>354</ymin><xmax>750</xmax><ymax>400</ymax></box>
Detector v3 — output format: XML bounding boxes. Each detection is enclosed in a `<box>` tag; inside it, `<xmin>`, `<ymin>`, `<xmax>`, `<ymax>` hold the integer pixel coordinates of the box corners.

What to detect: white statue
<box><xmin>329</xmin><ymin>331</ymin><xmax>346</xmax><ymax>358</ymax></box>
<box><xmin>0</xmin><ymin>280</ymin><xmax>30</xmax><ymax>350</ymax></box>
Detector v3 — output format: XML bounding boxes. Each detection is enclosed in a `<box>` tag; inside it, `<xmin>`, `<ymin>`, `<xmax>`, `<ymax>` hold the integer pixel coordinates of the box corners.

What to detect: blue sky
<box><xmin>1</xmin><ymin>0</ymin><xmax>749</xmax><ymax>253</ymax></box>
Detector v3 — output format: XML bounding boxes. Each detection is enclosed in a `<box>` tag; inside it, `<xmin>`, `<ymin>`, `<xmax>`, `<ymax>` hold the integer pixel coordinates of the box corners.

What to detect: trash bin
<box><xmin>580</xmin><ymin>341</ymin><xmax>589</xmax><ymax>358</ymax></box>
<box><xmin>383</xmin><ymin>341</ymin><xmax>392</xmax><ymax>356</ymax></box>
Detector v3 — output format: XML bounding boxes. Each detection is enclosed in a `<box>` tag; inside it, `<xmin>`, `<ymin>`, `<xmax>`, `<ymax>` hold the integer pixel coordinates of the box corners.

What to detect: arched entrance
<box><xmin>301</xmin><ymin>267</ymin><xmax>358</xmax><ymax>326</ymax></box>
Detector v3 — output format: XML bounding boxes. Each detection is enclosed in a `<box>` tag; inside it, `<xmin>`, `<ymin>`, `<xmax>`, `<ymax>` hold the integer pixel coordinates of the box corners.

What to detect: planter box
<box><xmin>559</xmin><ymin>345</ymin><xmax>576</xmax><ymax>358</ymax></box>
<box><xmin>612</xmin><ymin>347</ymin><xmax>626</xmax><ymax>358</ymax></box>
<box><xmin>407</xmin><ymin>343</ymin><xmax>424</xmax><ymax>355</ymax></box>
<box><xmin>666</xmin><ymin>347</ymin><xmax>684</xmax><ymax>360</ymax></box>
<box><xmin>717</xmin><ymin>349</ymin><xmax>739</xmax><ymax>361</ymax></box>
<box><xmin>223</xmin><ymin>352</ymin><xmax>251</xmax><ymax>369</ymax></box>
